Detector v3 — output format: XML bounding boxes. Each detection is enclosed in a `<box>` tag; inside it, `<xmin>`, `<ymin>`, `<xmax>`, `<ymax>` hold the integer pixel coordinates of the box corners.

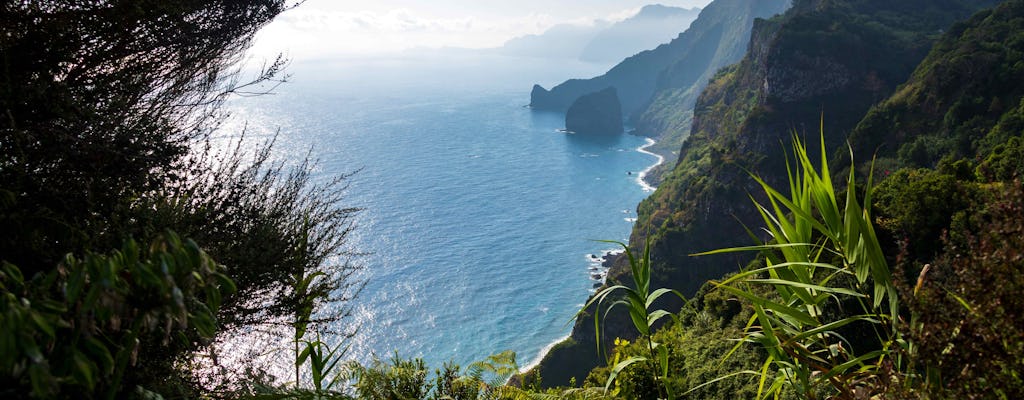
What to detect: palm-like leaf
<box><xmin>575</xmin><ymin>240</ymin><xmax>686</xmax><ymax>398</ymax></box>
<box><xmin>696</xmin><ymin>130</ymin><xmax>899</xmax><ymax>398</ymax></box>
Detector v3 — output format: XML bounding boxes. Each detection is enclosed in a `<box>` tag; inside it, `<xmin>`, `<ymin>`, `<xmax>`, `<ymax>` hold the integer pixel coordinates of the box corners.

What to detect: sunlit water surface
<box><xmin>218</xmin><ymin>54</ymin><xmax>657</xmax><ymax>376</ymax></box>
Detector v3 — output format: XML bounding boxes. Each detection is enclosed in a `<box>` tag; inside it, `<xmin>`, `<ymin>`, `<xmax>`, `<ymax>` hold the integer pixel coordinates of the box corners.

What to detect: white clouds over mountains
<box><xmin>247</xmin><ymin>1</ymin><xmax>710</xmax><ymax>60</ymax></box>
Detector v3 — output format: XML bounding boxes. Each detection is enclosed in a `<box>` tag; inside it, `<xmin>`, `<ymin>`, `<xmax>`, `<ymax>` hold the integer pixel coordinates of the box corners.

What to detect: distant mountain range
<box><xmin>495</xmin><ymin>5</ymin><xmax>701</xmax><ymax>63</ymax></box>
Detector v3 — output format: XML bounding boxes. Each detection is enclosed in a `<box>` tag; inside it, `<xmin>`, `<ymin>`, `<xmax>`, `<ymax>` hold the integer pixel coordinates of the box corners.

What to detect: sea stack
<box><xmin>565</xmin><ymin>87</ymin><xmax>624</xmax><ymax>135</ymax></box>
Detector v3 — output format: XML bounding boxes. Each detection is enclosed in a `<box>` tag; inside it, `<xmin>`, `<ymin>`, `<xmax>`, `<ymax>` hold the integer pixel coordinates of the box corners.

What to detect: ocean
<box><xmin>223</xmin><ymin>53</ymin><xmax>658</xmax><ymax>372</ymax></box>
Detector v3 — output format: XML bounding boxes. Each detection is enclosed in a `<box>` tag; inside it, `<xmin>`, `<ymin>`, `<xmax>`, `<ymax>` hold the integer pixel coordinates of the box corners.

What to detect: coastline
<box><xmin>519</xmin><ymin>249</ymin><xmax>623</xmax><ymax>373</ymax></box>
<box><xmin>520</xmin><ymin>137</ymin><xmax>661</xmax><ymax>374</ymax></box>
<box><xmin>520</xmin><ymin>333</ymin><xmax>571</xmax><ymax>373</ymax></box>
<box><xmin>636</xmin><ymin>137</ymin><xmax>665</xmax><ymax>191</ymax></box>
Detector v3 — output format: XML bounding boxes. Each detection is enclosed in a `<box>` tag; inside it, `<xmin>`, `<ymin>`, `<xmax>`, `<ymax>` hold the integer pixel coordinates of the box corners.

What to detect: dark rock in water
<box><xmin>565</xmin><ymin>87</ymin><xmax>623</xmax><ymax>136</ymax></box>
<box><xmin>602</xmin><ymin>252</ymin><xmax>621</xmax><ymax>269</ymax></box>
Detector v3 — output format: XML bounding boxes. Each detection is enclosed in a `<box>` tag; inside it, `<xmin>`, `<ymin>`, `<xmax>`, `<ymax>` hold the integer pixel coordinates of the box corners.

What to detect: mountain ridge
<box><xmin>496</xmin><ymin>5</ymin><xmax>699</xmax><ymax>63</ymax></box>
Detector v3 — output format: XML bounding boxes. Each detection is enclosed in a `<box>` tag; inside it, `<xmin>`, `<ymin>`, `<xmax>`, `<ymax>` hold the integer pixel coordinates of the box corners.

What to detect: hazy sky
<box><xmin>249</xmin><ymin>0</ymin><xmax>713</xmax><ymax>60</ymax></box>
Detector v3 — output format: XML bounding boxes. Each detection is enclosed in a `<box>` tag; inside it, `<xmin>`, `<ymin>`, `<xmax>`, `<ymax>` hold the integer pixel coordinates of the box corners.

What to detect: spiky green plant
<box><xmin>577</xmin><ymin>240</ymin><xmax>686</xmax><ymax>399</ymax></box>
<box><xmin>694</xmin><ymin>131</ymin><xmax>900</xmax><ymax>399</ymax></box>
<box><xmin>296</xmin><ymin>334</ymin><xmax>348</xmax><ymax>394</ymax></box>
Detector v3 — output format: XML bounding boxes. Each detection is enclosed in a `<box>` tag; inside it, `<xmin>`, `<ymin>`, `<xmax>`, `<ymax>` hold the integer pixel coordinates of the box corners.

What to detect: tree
<box><xmin>0</xmin><ymin>0</ymin><xmax>289</xmax><ymax>274</ymax></box>
<box><xmin>1</xmin><ymin>1</ymin><xmax>363</xmax><ymax>395</ymax></box>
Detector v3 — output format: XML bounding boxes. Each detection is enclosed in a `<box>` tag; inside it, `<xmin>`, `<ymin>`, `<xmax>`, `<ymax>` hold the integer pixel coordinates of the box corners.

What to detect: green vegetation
<box><xmin>579</xmin><ymin>241</ymin><xmax>685</xmax><ymax>398</ymax></box>
<box><xmin>1</xmin><ymin>232</ymin><xmax>231</xmax><ymax>398</ymax></box>
<box><xmin>697</xmin><ymin>134</ymin><xmax>900</xmax><ymax>398</ymax></box>
<box><xmin>1</xmin><ymin>1</ymin><xmax>361</xmax><ymax>397</ymax></box>
<box><xmin>4</xmin><ymin>0</ymin><xmax>1024</xmax><ymax>398</ymax></box>
<box><xmin>533</xmin><ymin>0</ymin><xmax>1005</xmax><ymax>385</ymax></box>
<box><xmin>898</xmin><ymin>182</ymin><xmax>1024</xmax><ymax>397</ymax></box>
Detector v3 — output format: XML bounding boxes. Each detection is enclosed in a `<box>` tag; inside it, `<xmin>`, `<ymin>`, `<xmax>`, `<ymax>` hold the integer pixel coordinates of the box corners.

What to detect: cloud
<box><xmin>276</xmin><ymin>8</ymin><xmax>493</xmax><ymax>35</ymax></box>
<box><xmin>246</xmin><ymin>5</ymin><xmax>652</xmax><ymax>59</ymax></box>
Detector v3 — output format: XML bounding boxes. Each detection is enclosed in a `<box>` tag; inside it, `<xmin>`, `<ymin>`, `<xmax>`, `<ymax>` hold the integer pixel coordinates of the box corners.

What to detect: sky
<box><xmin>247</xmin><ymin>0</ymin><xmax>713</xmax><ymax>60</ymax></box>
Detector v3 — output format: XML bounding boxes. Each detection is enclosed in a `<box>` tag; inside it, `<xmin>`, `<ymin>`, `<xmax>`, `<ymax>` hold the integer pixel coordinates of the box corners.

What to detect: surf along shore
<box><xmin>519</xmin><ymin>134</ymin><xmax>663</xmax><ymax>374</ymax></box>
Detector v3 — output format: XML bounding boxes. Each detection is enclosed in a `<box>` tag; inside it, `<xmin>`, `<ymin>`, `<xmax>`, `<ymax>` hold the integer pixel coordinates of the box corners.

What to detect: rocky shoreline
<box><xmin>519</xmin><ymin>138</ymin><xmax>658</xmax><ymax>377</ymax></box>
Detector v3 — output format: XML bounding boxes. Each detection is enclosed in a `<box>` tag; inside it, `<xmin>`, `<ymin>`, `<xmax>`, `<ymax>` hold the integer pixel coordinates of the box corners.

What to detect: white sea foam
<box><xmin>520</xmin><ymin>333</ymin><xmax>571</xmax><ymax>373</ymax></box>
<box><xmin>636</xmin><ymin>137</ymin><xmax>665</xmax><ymax>192</ymax></box>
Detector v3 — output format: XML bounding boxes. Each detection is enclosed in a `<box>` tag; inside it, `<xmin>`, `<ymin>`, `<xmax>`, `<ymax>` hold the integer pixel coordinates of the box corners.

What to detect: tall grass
<box><xmin>578</xmin><ymin>240</ymin><xmax>685</xmax><ymax>399</ymax></box>
<box><xmin>695</xmin><ymin>131</ymin><xmax>900</xmax><ymax>399</ymax></box>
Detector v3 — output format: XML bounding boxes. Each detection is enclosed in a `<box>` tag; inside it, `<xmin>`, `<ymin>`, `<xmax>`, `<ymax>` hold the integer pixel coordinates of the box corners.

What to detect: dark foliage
<box><xmin>873</xmin><ymin>168</ymin><xmax>979</xmax><ymax>263</ymax></box>
<box><xmin>0</xmin><ymin>232</ymin><xmax>232</xmax><ymax>398</ymax></box>
<box><xmin>897</xmin><ymin>182</ymin><xmax>1024</xmax><ymax>398</ymax></box>
<box><xmin>849</xmin><ymin>0</ymin><xmax>1024</xmax><ymax>168</ymax></box>
<box><xmin>1</xmin><ymin>1</ymin><xmax>364</xmax><ymax>396</ymax></box>
<box><xmin>135</xmin><ymin>138</ymin><xmax>363</xmax><ymax>333</ymax></box>
<box><xmin>0</xmin><ymin>0</ymin><xmax>289</xmax><ymax>274</ymax></box>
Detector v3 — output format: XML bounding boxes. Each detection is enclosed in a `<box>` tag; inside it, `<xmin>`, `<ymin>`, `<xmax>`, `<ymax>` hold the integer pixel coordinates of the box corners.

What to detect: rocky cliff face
<box><xmin>565</xmin><ymin>88</ymin><xmax>624</xmax><ymax>135</ymax></box>
<box><xmin>634</xmin><ymin>0</ymin><xmax>791</xmax><ymax>130</ymax></box>
<box><xmin>531</xmin><ymin>0</ymin><xmax>1000</xmax><ymax>388</ymax></box>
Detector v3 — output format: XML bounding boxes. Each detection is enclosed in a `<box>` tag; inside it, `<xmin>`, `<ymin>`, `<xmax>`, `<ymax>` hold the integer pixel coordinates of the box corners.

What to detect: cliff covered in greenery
<box><xmin>6</xmin><ymin>0</ymin><xmax>1024</xmax><ymax>398</ymax></box>
<box><xmin>627</xmin><ymin>0</ymin><xmax>999</xmax><ymax>318</ymax></box>
<box><xmin>531</xmin><ymin>0</ymin><xmax>1003</xmax><ymax>388</ymax></box>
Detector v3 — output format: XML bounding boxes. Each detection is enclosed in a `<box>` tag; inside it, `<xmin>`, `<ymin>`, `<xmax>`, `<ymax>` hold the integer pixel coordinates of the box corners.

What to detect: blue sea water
<box><xmin>225</xmin><ymin>54</ymin><xmax>657</xmax><ymax>371</ymax></box>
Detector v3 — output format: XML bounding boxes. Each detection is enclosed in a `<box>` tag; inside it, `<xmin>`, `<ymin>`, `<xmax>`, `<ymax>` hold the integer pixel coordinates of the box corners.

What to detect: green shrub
<box><xmin>898</xmin><ymin>182</ymin><xmax>1024</xmax><ymax>398</ymax></box>
<box><xmin>699</xmin><ymin>133</ymin><xmax>899</xmax><ymax>399</ymax></box>
<box><xmin>0</xmin><ymin>232</ymin><xmax>233</xmax><ymax>399</ymax></box>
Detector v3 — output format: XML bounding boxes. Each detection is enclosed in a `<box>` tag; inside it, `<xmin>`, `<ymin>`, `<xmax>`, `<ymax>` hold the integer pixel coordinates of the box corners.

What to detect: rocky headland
<box><xmin>564</xmin><ymin>88</ymin><xmax>623</xmax><ymax>136</ymax></box>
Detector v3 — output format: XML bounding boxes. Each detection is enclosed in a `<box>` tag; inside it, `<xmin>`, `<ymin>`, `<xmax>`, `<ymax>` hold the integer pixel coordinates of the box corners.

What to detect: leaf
<box><xmin>789</xmin><ymin>315</ymin><xmax>879</xmax><ymax>343</ymax></box>
<box><xmin>24</xmin><ymin>340</ymin><xmax>44</xmax><ymax>363</ymax></box>
<box><xmin>296</xmin><ymin>342</ymin><xmax>313</xmax><ymax>366</ymax></box>
<box><xmin>683</xmin><ymin>370</ymin><xmax>761</xmax><ymax>396</ymax></box>
<box><xmin>603</xmin><ymin>356</ymin><xmax>647</xmax><ymax>394</ymax></box>
<box><xmin>72</xmin><ymin>350</ymin><xmax>96</xmax><ymax>390</ymax></box>
<box><xmin>745</xmin><ymin>279</ymin><xmax>866</xmax><ymax>298</ymax></box>
<box><xmin>82</xmin><ymin>336</ymin><xmax>115</xmax><ymax>374</ymax></box>
<box><xmin>818</xmin><ymin>349</ymin><xmax>885</xmax><ymax>382</ymax></box>
<box><xmin>646</xmin><ymin>287</ymin><xmax>685</xmax><ymax>309</ymax></box>
<box><xmin>714</xmin><ymin>283</ymin><xmax>818</xmax><ymax>327</ymax></box>
<box><xmin>28</xmin><ymin>311</ymin><xmax>55</xmax><ymax>338</ymax></box>
<box><xmin>647</xmin><ymin>309</ymin><xmax>673</xmax><ymax>328</ymax></box>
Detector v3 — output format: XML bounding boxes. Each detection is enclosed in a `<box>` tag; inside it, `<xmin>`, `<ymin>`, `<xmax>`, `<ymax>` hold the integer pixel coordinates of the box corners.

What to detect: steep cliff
<box><xmin>531</xmin><ymin>0</ymin><xmax>1000</xmax><ymax>388</ymax></box>
<box><xmin>633</xmin><ymin>0</ymin><xmax>792</xmax><ymax>184</ymax></box>
<box><xmin>565</xmin><ymin>88</ymin><xmax>624</xmax><ymax>135</ymax></box>
<box><xmin>529</xmin><ymin>0</ymin><xmax>790</xmax><ymax>117</ymax></box>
